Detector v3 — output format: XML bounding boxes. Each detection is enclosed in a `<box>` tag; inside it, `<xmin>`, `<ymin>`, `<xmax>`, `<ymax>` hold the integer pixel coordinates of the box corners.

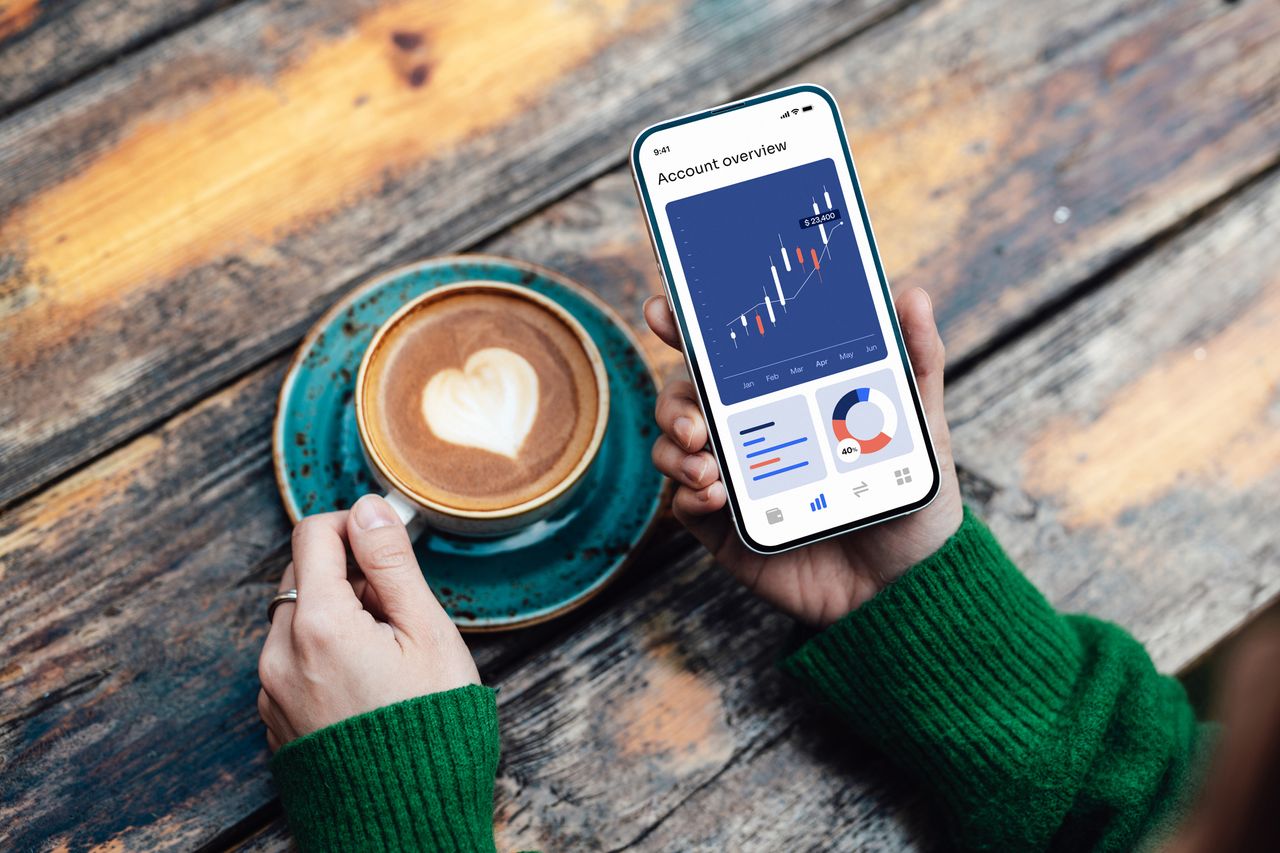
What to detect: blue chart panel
<box><xmin>667</xmin><ymin>158</ymin><xmax>886</xmax><ymax>405</ymax></box>
<box><xmin>727</xmin><ymin>395</ymin><xmax>825</xmax><ymax>500</ymax></box>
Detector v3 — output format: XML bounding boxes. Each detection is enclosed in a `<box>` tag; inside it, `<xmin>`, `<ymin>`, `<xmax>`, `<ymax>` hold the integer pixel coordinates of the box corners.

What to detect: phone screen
<box><xmin>632</xmin><ymin>85</ymin><xmax>939</xmax><ymax>553</ymax></box>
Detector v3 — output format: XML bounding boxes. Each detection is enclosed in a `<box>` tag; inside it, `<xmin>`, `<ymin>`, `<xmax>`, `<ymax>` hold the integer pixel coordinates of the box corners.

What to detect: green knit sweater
<box><xmin>270</xmin><ymin>508</ymin><xmax>1204</xmax><ymax>851</ymax></box>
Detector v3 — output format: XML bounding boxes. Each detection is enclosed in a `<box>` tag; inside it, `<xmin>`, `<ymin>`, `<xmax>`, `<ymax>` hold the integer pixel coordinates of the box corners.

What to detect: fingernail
<box><xmin>682</xmin><ymin>455</ymin><xmax>706</xmax><ymax>484</ymax></box>
<box><xmin>353</xmin><ymin>494</ymin><xmax>396</xmax><ymax>530</ymax></box>
<box><xmin>673</xmin><ymin>416</ymin><xmax>694</xmax><ymax>448</ymax></box>
<box><xmin>921</xmin><ymin>289</ymin><xmax>934</xmax><ymax>312</ymax></box>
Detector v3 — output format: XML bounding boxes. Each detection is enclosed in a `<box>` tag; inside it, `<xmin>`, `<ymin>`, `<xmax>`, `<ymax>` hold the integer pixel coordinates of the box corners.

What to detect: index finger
<box><xmin>290</xmin><ymin>512</ymin><xmax>356</xmax><ymax>611</ymax></box>
<box><xmin>644</xmin><ymin>296</ymin><xmax>682</xmax><ymax>351</ymax></box>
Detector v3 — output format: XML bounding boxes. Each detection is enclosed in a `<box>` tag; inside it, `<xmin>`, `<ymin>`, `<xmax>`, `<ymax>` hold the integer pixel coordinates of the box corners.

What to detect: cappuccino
<box><xmin>361</xmin><ymin>287</ymin><xmax>604</xmax><ymax>513</ymax></box>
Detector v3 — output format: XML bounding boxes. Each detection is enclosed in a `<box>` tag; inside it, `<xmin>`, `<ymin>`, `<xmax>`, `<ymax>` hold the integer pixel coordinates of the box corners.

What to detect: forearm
<box><xmin>270</xmin><ymin>684</ymin><xmax>501</xmax><ymax>853</ymax></box>
<box><xmin>783</xmin><ymin>507</ymin><xmax>1205</xmax><ymax>852</ymax></box>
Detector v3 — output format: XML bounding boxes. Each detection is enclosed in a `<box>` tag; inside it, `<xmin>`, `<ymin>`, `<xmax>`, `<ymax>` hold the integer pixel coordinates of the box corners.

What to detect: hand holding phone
<box><xmin>645</xmin><ymin>287</ymin><xmax>962</xmax><ymax>626</ymax></box>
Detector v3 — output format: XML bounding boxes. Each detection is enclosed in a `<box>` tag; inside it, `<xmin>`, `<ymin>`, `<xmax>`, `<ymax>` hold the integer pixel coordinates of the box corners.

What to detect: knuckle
<box><xmin>258</xmin><ymin>652</ymin><xmax>283</xmax><ymax>693</ymax></box>
<box><xmin>651</xmin><ymin>437</ymin><xmax>668</xmax><ymax>466</ymax></box>
<box><xmin>291</xmin><ymin>516</ymin><xmax>318</xmax><ymax>545</ymax></box>
<box><xmin>290</xmin><ymin>609</ymin><xmax>333</xmax><ymax>646</ymax></box>
<box><xmin>366</xmin><ymin>541</ymin><xmax>410</xmax><ymax>571</ymax></box>
<box><xmin>654</xmin><ymin>391</ymin><xmax>671</xmax><ymax>421</ymax></box>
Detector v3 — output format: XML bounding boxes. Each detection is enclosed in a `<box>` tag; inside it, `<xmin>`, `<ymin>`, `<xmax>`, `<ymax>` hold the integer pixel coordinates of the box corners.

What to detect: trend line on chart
<box><xmin>723</xmin><ymin>184</ymin><xmax>845</xmax><ymax>350</ymax></box>
<box><xmin>727</xmin><ymin>219</ymin><xmax>844</xmax><ymax>333</ymax></box>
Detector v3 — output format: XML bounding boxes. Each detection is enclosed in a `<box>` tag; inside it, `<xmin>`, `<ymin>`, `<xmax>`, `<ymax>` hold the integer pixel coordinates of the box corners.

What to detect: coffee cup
<box><xmin>355</xmin><ymin>281</ymin><xmax>610</xmax><ymax>537</ymax></box>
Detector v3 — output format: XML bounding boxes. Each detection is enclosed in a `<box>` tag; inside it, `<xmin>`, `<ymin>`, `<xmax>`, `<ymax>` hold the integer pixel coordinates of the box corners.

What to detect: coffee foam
<box><xmin>421</xmin><ymin>347</ymin><xmax>539</xmax><ymax>459</ymax></box>
<box><xmin>363</xmin><ymin>289</ymin><xmax>601</xmax><ymax>512</ymax></box>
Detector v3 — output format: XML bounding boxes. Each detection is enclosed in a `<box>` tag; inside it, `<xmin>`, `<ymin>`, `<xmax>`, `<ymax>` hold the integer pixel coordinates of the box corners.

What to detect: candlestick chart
<box><xmin>666</xmin><ymin>158</ymin><xmax>886</xmax><ymax>405</ymax></box>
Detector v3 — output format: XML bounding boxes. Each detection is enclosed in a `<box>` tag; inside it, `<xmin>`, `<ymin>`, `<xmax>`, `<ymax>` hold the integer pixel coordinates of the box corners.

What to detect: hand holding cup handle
<box><xmin>257</xmin><ymin>495</ymin><xmax>480</xmax><ymax>751</ymax></box>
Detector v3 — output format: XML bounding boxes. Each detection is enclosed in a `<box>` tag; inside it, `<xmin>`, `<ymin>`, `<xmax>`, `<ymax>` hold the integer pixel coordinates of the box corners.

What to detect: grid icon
<box><xmin>894</xmin><ymin>468</ymin><xmax>912</xmax><ymax>485</ymax></box>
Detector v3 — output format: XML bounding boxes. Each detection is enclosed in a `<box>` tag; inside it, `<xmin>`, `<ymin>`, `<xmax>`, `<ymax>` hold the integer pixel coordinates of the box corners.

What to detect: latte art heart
<box><xmin>421</xmin><ymin>348</ymin><xmax>539</xmax><ymax>459</ymax></box>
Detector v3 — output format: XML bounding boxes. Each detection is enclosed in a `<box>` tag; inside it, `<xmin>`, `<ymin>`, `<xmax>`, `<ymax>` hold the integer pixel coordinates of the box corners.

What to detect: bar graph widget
<box><xmin>727</xmin><ymin>395</ymin><xmax>825</xmax><ymax>500</ymax></box>
<box><xmin>667</xmin><ymin>158</ymin><xmax>886</xmax><ymax>405</ymax></box>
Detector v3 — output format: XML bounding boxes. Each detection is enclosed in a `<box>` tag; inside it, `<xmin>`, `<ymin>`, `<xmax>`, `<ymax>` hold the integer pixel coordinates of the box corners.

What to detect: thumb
<box><xmin>346</xmin><ymin>494</ymin><xmax>444</xmax><ymax>634</ymax></box>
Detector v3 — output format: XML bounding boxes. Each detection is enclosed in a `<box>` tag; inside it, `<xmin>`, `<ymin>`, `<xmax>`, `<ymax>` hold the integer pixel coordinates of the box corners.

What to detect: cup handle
<box><xmin>382</xmin><ymin>490</ymin><xmax>426</xmax><ymax>540</ymax></box>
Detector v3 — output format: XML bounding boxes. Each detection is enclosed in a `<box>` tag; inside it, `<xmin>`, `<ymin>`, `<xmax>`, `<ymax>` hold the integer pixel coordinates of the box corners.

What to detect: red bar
<box><xmin>749</xmin><ymin>457</ymin><xmax>781</xmax><ymax>469</ymax></box>
<box><xmin>755</xmin><ymin>313</ymin><xmax>765</xmax><ymax>335</ymax></box>
<box><xmin>810</xmin><ymin>248</ymin><xmax>820</xmax><ymax>270</ymax></box>
<box><xmin>796</xmin><ymin>247</ymin><xmax>805</xmax><ymax>266</ymax></box>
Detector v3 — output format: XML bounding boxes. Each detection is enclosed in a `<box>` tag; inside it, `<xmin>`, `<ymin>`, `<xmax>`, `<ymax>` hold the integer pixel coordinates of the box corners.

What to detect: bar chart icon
<box><xmin>809</xmin><ymin>493</ymin><xmax>827</xmax><ymax>512</ymax></box>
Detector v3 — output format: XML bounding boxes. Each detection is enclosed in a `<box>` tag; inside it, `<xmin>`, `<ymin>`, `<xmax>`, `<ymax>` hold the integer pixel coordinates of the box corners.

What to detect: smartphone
<box><xmin>631</xmin><ymin>84</ymin><xmax>940</xmax><ymax>554</ymax></box>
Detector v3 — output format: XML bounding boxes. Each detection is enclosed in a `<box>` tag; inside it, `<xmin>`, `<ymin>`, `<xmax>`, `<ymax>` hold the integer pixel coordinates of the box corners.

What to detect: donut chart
<box><xmin>831</xmin><ymin>386</ymin><xmax>897</xmax><ymax>457</ymax></box>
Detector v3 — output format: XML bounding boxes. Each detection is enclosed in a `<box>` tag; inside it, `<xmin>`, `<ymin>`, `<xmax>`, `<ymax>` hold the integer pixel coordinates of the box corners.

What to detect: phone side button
<box><xmin>653</xmin><ymin>261</ymin><xmax>676</xmax><ymax>316</ymax></box>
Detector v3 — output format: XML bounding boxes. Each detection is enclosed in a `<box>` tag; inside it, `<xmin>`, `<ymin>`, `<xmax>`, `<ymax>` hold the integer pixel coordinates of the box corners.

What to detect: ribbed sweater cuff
<box><xmin>781</xmin><ymin>507</ymin><xmax>1082</xmax><ymax>805</ymax></box>
<box><xmin>270</xmin><ymin>684</ymin><xmax>500</xmax><ymax>853</ymax></box>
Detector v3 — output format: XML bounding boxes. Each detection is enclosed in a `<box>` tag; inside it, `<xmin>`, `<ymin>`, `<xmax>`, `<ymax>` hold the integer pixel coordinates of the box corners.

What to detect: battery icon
<box><xmin>801</xmin><ymin>105</ymin><xmax>813</xmax><ymax>112</ymax></box>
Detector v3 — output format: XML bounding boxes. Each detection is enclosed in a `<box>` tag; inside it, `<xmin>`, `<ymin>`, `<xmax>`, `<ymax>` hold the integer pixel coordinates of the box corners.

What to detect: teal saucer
<box><xmin>272</xmin><ymin>255</ymin><xmax>667</xmax><ymax>631</ymax></box>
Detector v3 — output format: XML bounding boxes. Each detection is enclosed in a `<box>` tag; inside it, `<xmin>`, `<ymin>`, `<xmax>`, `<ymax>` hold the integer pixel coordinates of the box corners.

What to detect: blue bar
<box><xmin>746</xmin><ymin>436</ymin><xmax>807</xmax><ymax>458</ymax></box>
<box><xmin>820</xmin><ymin>493</ymin><xmax>827</xmax><ymax>509</ymax></box>
<box><xmin>742</xmin><ymin>437</ymin><xmax>766</xmax><ymax>447</ymax></box>
<box><xmin>738</xmin><ymin>421</ymin><xmax>775</xmax><ymax>435</ymax></box>
<box><xmin>753</xmin><ymin>460</ymin><xmax>810</xmax><ymax>481</ymax></box>
<box><xmin>809</xmin><ymin>501</ymin><xmax>815</xmax><ymax>511</ymax></box>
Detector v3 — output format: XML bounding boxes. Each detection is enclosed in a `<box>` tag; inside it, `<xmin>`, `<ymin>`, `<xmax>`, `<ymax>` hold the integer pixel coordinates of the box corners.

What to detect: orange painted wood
<box><xmin>0</xmin><ymin>0</ymin><xmax>908</xmax><ymax>507</ymax></box>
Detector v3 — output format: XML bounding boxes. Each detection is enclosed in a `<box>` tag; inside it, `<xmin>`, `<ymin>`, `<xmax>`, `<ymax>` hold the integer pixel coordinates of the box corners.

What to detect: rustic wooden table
<box><xmin>2</xmin><ymin>0</ymin><xmax>1278</xmax><ymax>849</ymax></box>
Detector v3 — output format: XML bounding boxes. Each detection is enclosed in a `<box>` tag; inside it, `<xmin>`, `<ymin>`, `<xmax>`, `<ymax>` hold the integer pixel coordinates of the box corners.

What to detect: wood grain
<box><xmin>0</xmin><ymin>0</ymin><xmax>907</xmax><ymax>507</ymax></box>
<box><xmin>3</xmin><ymin>0</ymin><xmax>1278</xmax><ymax>848</ymax></box>
<box><xmin>7</xmin><ymin>168</ymin><xmax>1280</xmax><ymax>851</ymax></box>
<box><xmin>947</xmin><ymin>171</ymin><xmax>1280</xmax><ymax>674</ymax></box>
<box><xmin>0</xmin><ymin>339</ymin><xmax>677</xmax><ymax>850</ymax></box>
<box><xmin>342</xmin><ymin>169</ymin><xmax>1280</xmax><ymax>852</ymax></box>
<box><xmin>7</xmin><ymin>0</ymin><xmax>1279</xmax><ymax>510</ymax></box>
<box><xmin>0</xmin><ymin>0</ymin><xmax>228</xmax><ymax>115</ymax></box>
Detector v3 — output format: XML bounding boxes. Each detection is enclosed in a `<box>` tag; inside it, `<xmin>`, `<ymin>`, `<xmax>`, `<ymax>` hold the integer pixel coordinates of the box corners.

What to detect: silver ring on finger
<box><xmin>268</xmin><ymin>589</ymin><xmax>298</xmax><ymax>623</ymax></box>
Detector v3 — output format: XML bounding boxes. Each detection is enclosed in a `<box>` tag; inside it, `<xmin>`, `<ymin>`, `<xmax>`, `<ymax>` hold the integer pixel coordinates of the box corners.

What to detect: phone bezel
<box><xmin>631</xmin><ymin>84</ymin><xmax>940</xmax><ymax>554</ymax></box>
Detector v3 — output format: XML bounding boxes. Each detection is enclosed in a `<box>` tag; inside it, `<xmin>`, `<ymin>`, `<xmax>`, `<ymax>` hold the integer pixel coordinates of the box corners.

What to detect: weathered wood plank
<box><xmin>482</xmin><ymin>173</ymin><xmax>1280</xmax><ymax>853</ymax></box>
<box><xmin>0</xmin><ymin>345</ymin><xmax>675</xmax><ymax>849</ymax></box>
<box><xmin>12</xmin><ymin>164</ymin><xmax>1280</xmax><ymax>849</ymax></box>
<box><xmin>9</xmin><ymin>0</ymin><xmax>1278</xmax><ymax>512</ymax></box>
<box><xmin>0</xmin><ymin>0</ymin><xmax>229</xmax><ymax>117</ymax></box>
<box><xmin>239</xmin><ymin>158</ymin><xmax>1280</xmax><ymax>853</ymax></box>
<box><xmin>946</xmin><ymin>183</ymin><xmax>1280</xmax><ymax>674</ymax></box>
<box><xmin>0</xmin><ymin>168</ymin><xmax>691</xmax><ymax>848</ymax></box>
<box><xmin>5</xmin><ymin>0</ymin><xmax>1279</xmax><ymax>846</ymax></box>
<box><xmin>0</xmin><ymin>0</ymin><xmax>907</xmax><ymax>507</ymax></box>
